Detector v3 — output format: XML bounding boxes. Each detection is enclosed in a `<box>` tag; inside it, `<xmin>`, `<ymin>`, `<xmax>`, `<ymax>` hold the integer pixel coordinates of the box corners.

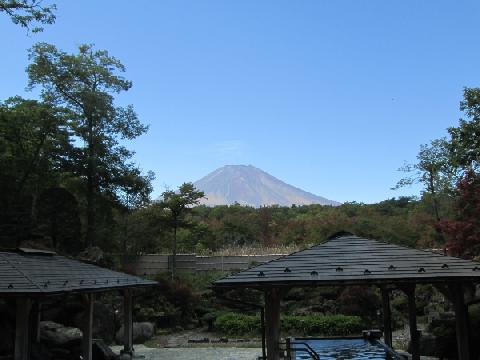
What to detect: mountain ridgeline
<box><xmin>193</xmin><ymin>165</ymin><xmax>340</xmax><ymax>207</ymax></box>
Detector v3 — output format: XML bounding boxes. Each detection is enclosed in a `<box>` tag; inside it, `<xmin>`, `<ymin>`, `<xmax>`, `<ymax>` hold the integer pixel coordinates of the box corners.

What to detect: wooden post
<box><xmin>449</xmin><ymin>283</ymin><xmax>470</xmax><ymax>360</ymax></box>
<box><xmin>15</xmin><ymin>298</ymin><xmax>32</xmax><ymax>360</ymax></box>
<box><xmin>381</xmin><ymin>287</ymin><xmax>393</xmax><ymax>348</ymax></box>
<box><xmin>30</xmin><ymin>302</ymin><xmax>41</xmax><ymax>344</ymax></box>
<box><xmin>82</xmin><ymin>293</ymin><xmax>94</xmax><ymax>360</ymax></box>
<box><xmin>261</xmin><ymin>307</ymin><xmax>266</xmax><ymax>360</ymax></box>
<box><xmin>404</xmin><ymin>285</ymin><xmax>419</xmax><ymax>360</ymax></box>
<box><xmin>264</xmin><ymin>288</ymin><xmax>281</xmax><ymax>360</ymax></box>
<box><xmin>123</xmin><ymin>289</ymin><xmax>134</xmax><ymax>356</ymax></box>
<box><xmin>285</xmin><ymin>337</ymin><xmax>291</xmax><ymax>360</ymax></box>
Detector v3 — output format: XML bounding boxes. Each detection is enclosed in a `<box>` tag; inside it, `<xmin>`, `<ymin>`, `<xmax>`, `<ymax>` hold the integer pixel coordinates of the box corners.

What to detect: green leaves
<box><xmin>0</xmin><ymin>0</ymin><xmax>56</xmax><ymax>33</ymax></box>
<box><xmin>214</xmin><ymin>312</ymin><xmax>364</xmax><ymax>336</ymax></box>
<box><xmin>0</xmin><ymin>96</ymin><xmax>71</xmax><ymax>194</ymax></box>
<box><xmin>448</xmin><ymin>87</ymin><xmax>480</xmax><ymax>172</ymax></box>
<box><xmin>161</xmin><ymin>183</ymin><xmax>206</xmax><ymax>218</ymax></box>
<box><xmin>26</xmin><ymin>42</ymin><xmax>151</xmax><ymax>246</ymax></box>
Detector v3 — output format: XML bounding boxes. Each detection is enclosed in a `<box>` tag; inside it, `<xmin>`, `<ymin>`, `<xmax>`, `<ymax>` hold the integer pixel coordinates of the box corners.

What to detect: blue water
<box><xmin>294</xmin><ymin>338</ymin><xmax>392</xmax><ymax>360</ymax></box>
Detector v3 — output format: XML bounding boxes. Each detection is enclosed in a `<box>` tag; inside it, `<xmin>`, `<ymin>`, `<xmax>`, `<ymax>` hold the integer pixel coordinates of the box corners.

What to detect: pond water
<box><xmin>294</xmin><ymin>338</ymin><xmax>398</xmax><ymax>360</ymax></box>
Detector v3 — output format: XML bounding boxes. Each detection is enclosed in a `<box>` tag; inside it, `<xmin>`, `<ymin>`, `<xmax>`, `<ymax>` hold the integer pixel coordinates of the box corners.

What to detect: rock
<box><xmin>93</xmin><ymin>339</ymin><xmax>118</xmax><ymax>360</ymax></box>
<box><xmin>40</xmin><ymin>321</ymin><xmax>83</xmax><ymax>347</ymax></box>
<box><xmin>115</xmin><ymin>322</ymin><xmax>155</xmax><ymax>344</ymax></box>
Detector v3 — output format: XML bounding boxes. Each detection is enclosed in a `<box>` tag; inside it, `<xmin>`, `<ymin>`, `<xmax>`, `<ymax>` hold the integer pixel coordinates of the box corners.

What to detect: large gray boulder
<box><xmin>115</xmin><ymin>322</ymin><xmax>155</xmax><ymax>344</ymax></box>
<box><xmin>40</xmin><ymin>321</ymin><xmax>82</xmax><ymax>347</ymax></box>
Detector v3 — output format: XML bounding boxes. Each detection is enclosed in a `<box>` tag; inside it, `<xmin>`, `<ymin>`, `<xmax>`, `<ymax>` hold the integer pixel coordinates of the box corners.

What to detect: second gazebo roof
<box><xmin>213</xmin><ymin>233</ymin><xmax>480</xmax><ymax>288</ymax></box>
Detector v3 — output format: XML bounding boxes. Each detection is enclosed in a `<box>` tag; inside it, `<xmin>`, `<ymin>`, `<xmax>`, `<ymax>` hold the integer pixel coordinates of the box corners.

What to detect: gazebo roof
<box><xmin>0</xmin><ymin>249</ymin><xmax>156</xmax><ymax>296</ymax></box>
<box><xmin>213</xmin><ymin>234</ymin><xmax>480</xmax><ymax>288</ymax></box>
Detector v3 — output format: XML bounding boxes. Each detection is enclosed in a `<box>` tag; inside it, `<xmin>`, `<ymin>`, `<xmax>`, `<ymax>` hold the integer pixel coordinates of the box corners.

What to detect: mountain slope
<box><xmin>193</xmin><ymin>165</ymin><xmax>340</xmax><ymax>207</ymax></box>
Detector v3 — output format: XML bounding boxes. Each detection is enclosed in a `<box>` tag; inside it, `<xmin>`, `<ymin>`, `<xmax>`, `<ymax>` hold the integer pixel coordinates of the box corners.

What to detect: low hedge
<box><xmin>215</xmin><ymin>312</ymin><xmax>260</xmax><ymax>335</ymax></box>
<box><xmin>282</xmin><ymin>314</ymin><xmax>364</xmax><ymax>336</ymax></box>
<box><xmin>215</xmin><ymin>312</ymin><xmax>364</xmax><ymax>336</ymax></box>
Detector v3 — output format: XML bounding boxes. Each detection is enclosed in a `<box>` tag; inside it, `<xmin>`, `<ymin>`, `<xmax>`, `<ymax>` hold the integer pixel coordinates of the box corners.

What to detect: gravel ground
<box><xmin>111</xmin><ymin>345</ymin><xmax>262</xmax><ymax>360</ymax></box>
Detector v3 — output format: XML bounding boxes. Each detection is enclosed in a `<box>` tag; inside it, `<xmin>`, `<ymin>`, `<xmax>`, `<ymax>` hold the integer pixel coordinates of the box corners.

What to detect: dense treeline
<box><xmin>126</xmin><ymin>197</ymin><xmax>440</xmax><ymax>255</ymax></box>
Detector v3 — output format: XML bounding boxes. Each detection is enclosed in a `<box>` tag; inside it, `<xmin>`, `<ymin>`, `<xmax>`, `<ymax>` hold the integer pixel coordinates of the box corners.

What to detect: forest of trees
<box><xmin>0</xmin><ymin>1</ymin><xmax>153</xmax><ymax>253</ymax></box>
<box><xmin>1</xmin><ymin>1</ymin><xmax>480</xmax><ymax>262</ymax></box>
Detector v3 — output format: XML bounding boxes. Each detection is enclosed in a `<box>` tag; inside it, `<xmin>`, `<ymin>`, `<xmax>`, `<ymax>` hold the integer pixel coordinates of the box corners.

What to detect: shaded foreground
<box><xmin>111</xmin><ymin>345</ymin><xmax>261</xmax><ymax>360</ymax></box>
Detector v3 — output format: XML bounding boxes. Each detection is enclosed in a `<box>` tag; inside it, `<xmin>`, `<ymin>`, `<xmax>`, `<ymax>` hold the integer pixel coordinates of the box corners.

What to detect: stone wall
<box><xmin>125</xmin><ymin>254</ymin><xmax>283</xmax><ymax>276</ymax></box>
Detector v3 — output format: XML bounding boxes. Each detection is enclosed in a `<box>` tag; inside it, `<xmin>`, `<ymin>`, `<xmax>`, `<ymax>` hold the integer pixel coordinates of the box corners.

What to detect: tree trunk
<box><xmin>122</xmin><ymin>210</ymin><xmax>129</xmax><ymax>268</ymax></box>
<box><xmin>428</xmin><ymin>169</ymin><xmax>440</xmax><ymax>222</ymax></box>
<box><xmin>86</xmin><ymin>118</ymin><xmax>95</xmax><ymax>248</ymax></box>
<box><xmin>172</xmin><ymin>220</ymin><xmax>177</xmax><ymax>280</ymax></box>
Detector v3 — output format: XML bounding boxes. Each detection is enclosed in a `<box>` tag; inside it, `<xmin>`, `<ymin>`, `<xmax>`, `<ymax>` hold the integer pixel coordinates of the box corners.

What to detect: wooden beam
<box><xmin>380</xmin><ymin>287</ymin><xmax>393</xmax><ymax>348</ymax></box>
<box><xmin>82</xmin><ymin>294</ymin><xmax>94</xmax><ymax>360</ymax></box>
<box><xmin>15</xmin><ymin>298</ymin><xmax>32</xmax><ymax>360</ymax></box>
<box><xmin>403</xmin><ymin>285</ymin><xmax>419</xmax><ymax>360</ymax></box>
<box><xmin>449</xmin><ymin>283</ymin><xmax>471</xmax><ymax>360</ymax></box>
<box><xmin>264</xmin><ymin>288</ymin><xmax>281</xmax><ymax>360</ymax></box>
<box><xmin>123</xmin><ymin>289</ymin><xmax>134</xmax><ymax>356</ymax></box>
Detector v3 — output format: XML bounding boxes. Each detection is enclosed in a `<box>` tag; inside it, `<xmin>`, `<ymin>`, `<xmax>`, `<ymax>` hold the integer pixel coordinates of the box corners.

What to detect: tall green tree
<box><xmin>117</xmin><ymin>169</ymin><xmax>154</xmax><ymax>259</ymax></box>
<box><xmin>27</xmin><ymin>43</ymin><xmax>150</xmax><ymax>247</ymax></box>
<box><xmin>0</xmin><ymin>0</ymin><xmax>56</xmax><ymax>32</ymax></box>
<box><xmin>160</xmin><ymin>183</ymin><xmax>204</xmax><ymax>278</ymax></box>
<box><xmin>435</xmin><ymin>87</ymin><xmax>480</xmax><ymax>256</ymax></box>
<box><xmin>448</xmin><ymin>87</ymin><xmax>480</xmax><ymax>173</ymax></box>
<box><xmin>0</xmin><ymin>96</ymin><xmax>71</xmax><ymax>246</ymax></box>
<box><xmin>0</xmin><ymin>96</ymin><xmax>71</xmax><ymax>196</ymax></box>
<box><xmin>393</xmin><ymin>138</ymin><xmax>453</xmax><ymax>222</ymax></box>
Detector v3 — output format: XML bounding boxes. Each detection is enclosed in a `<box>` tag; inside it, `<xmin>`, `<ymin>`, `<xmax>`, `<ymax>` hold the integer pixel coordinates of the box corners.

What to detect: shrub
<box><xmin>215</xmin><ymin>312</ymin><xmax>261</xmax><ymax>335</ymax></box>
<box><xmin>135</xmin><ymin>274</ymin><xmax>199</xmax><ymax>326</ymax></box>
<box><xmin>214</xmin><ymin>312</ymin><xmax>364</xmax><ymax>337</ymax></box>
<box><xmin>282</xmin><ymin>314</ymin><xmax>364</xmax><ymax>336</ymax></box>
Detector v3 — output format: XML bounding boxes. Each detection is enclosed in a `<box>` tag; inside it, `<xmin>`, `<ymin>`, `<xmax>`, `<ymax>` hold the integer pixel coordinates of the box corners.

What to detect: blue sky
<box><xmin>1</xmin><ymin>1</ymin><xmax>479</xmax><ymax>203</ymax></box>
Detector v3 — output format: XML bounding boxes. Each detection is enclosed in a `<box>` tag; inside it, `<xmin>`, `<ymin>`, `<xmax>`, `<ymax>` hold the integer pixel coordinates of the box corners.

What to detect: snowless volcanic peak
<box><xmin>194</xmin><ymin>165</ymin><xmax>340</xmax><ymax>207</ymax></box>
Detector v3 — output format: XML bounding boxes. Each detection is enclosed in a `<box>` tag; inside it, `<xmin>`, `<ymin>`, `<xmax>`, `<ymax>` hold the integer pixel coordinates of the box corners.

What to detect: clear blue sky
<box><xmin>2</xmin><ymin>1</ymin><xmax>479</xmax><ymax>203</ymax></box>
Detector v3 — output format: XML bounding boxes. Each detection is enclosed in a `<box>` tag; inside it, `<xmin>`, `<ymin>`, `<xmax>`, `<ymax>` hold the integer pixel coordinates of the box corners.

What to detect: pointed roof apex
<box><xmin>327</xmin><ymin>231</ymin><xmax>355</xmax><ymax>240</ymax></box>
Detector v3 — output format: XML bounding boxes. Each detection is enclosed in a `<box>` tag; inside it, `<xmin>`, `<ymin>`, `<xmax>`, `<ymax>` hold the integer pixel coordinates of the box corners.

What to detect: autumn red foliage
<box><xmin>438</xmin><ymin>170</ymin><xmax>480</xmax><ymax>257</ymax></box>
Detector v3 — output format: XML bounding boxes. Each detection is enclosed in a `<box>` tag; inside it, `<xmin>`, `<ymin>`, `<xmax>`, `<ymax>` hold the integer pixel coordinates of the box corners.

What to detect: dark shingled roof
<box><xmin>0</xmin><ymin>250</ymin><xmax>156</xmax><ymax>296</ymax></box>
<box><xmin>213</xmin><ymin>234</ymin><xmax>480</xmax><ymax>288</ymax></box>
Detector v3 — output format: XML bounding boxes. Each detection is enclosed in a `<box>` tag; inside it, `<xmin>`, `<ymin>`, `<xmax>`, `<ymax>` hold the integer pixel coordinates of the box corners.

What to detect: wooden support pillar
<box><xmin>380</xmin><ymin>287</ymin><xmax>393</xmax><ymax>348</ymax></box>
<box><xmin>82</xmin><ymin>293</ymin><xmax>95</xmax><ymax>360</ymax></box>
<box><xmin>264</xmin><ymin>288</ymin><xmax>281</xmax><ymax>360</ymax></box>
<box><xmin>15</xmin><ymin>298</ymin><xmax>32</xmax><ymax>360</ymax></box>
<box><xmin>260</xmin><ymin>307</ymin><xmax>266</xmax><ymax>360</ymax></box>
<box><xmin>29</xmin><ymin>302</ymin><xmax>41</xmax><ymax>344</ymax></box>
<box><xmin>404</xmin><ymin>285</ymin><xmax>419</xmax><ymax>360</ymax></box>
<box><xmin>449</xmin><ymin>283</ymin><xmax>471</xmax><ymax>360</ymax></box>
<box><xmin>122</xmin><ymin>289</ymin><xmax>134</xmax><ymax>356</ymax></box>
